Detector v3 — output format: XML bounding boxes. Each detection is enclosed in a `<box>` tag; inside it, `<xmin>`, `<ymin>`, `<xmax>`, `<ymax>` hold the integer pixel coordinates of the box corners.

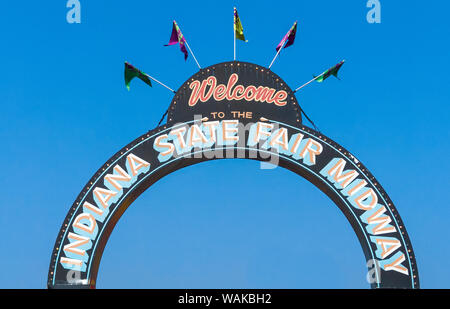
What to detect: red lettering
<box><xmin>273</xmin><ymin>90</ymin><xmax>288</xmax><ymax>106</ymax></box>
<box><xmin>188</xmin><ymin>76</ymin><xmax>216</xmax><ymax>106</ymax></box>
<box><xmin>225</xmin><ymin>73</ymin><xmax>239</xmax><ymax>100</ymax></box>
<box><xmin>232</xmin><ymin>85</ymin><xmax>245</xmax><ymax>100</ymax></box>
<box><xmin>188</xmin><ymin>74</ymin><xmax>288</xmax><ymax>107</ymax></box>
<box><xmin>213</xmin><ymin>84</ymin><xmax>227</xmax><ymax>101</ymax></box>
<box><xmin>254</xmin><ymin>86</ymin><xmax>276</xmax><ymax>103</ymax></box>
<box><xmin>244</xmin><ymin>86</ymin><xmax>257</xmax><ymax>101</ymax></box>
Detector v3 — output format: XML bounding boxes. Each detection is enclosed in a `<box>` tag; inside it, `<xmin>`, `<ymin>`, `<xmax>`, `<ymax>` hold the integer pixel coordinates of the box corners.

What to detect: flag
<box><xmin>316</xmin><ymin>60</ymin><xmax>345</xmax><ymax>82</ymax></box>
<box><xmin>276</xmin><ymin>21</ymin><xmax>297</xmax><ymax>51</ymax></box>
<box><xmin>165</xmin><ymin>20</ymin><xmax>188</xmax><ymax>60</ymax></box>
<box><xmin>124</xmin><ymin>62</ymin><xmax>152</xmax><ymax>91</ymax></box>
<box><xmin>234</xmin><ymin>7</ymin><xmax>247</xmax><ymax>42</ymax></box>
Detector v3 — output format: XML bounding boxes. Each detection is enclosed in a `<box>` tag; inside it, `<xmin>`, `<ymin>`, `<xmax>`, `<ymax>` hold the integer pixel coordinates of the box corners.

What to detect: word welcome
<box><xmin>188</xmin><ymin>73</ymin><xmax>288</xmax><ymax>107</ymax></box>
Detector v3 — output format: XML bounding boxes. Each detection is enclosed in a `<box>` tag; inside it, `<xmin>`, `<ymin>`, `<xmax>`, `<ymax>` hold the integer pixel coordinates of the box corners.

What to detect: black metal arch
<box><xmin>47</xmin><ymin>121</ymin><xmax>419</xmax><ymax>289</ymax></box>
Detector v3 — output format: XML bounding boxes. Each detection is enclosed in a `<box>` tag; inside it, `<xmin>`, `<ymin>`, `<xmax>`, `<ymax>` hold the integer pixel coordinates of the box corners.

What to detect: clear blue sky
<box><xmin>1</xmin><ymin>1</ymin><xmax>449</xmax><ymax>288</ymax></box>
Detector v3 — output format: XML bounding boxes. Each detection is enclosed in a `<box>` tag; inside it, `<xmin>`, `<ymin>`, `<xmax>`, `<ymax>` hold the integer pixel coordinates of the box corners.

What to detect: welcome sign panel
<box><xmin>168</xmin><ymin>62</ymin><xmax>301</xmax><ymax>126</ymax></box>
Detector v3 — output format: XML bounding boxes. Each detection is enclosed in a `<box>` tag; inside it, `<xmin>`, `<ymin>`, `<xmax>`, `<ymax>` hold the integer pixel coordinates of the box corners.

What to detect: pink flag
<box><xmin>164</xmin><ymin>20</ymin><xmax>188</xmax><ymax>60</ymax></box>
<box><xmin>276</xmin><ymin>21</ymin><xmax>298</xmax><ymax>51</ymax></box>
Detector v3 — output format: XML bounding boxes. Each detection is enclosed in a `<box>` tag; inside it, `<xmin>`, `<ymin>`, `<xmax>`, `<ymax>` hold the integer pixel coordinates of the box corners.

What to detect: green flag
<box><xmin>234</xmin><ymin>7</ymin><xmax>247</xmax><ymax>42</ymax></box>
<box><xmin>316</xmin><ymin>60</ymin><xmax>345</xmax><ymax>82</ymax></box>
<box><xmin>124</xmin><ymin>62</ymin><xmax>152</xmax><ymax>90</ymax></box>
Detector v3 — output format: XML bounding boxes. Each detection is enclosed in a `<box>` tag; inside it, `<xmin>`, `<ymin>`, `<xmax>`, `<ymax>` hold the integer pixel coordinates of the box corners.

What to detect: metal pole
<box><xmin>145</xmin><ymin>73</ymin><xmax>176</xmax><ymax>93</ymax></box>
<box><xmin>268</xmin><ymin>41</ymin><xmax>284</xmax><ymax>69</ymax></box>
<box><xmin>234</xmin><ymin>7</ymin><xmax>236</xmax><ymax>61</ymax></box>
<box><xmin>294</xmin><ymin>59</ymin><xmax>345</xmax><ymax>92</ymax></box>
<box><xmin>293</xmin><ymin>75</ymin><xmax>321</xmax><ymax>92</ymax></box>
<box><xmin>185</xmin><ymin>40</ymin><xmax>201</xmax><ymax>70</ymax></box>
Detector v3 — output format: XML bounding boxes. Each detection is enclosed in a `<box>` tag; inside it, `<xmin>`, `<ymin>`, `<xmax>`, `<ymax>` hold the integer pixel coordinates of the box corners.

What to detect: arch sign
<box><xmin>48</xmin><ymin>61</ymin><xmax>419</xmax><ymax>289</ymax></box>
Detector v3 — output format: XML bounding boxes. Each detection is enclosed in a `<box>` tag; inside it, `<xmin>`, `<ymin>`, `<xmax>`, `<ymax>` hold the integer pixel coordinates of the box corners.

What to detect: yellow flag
<box><xmin>234</xmin><ymin>7</ymin><xmax>247</xmax><ymax>42</ymax></box>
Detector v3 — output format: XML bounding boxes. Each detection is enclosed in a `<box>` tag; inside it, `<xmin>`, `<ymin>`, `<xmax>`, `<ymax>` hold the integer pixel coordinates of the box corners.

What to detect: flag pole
<box><xmin>268</xmin><ymin>42</ymin><xmax>284</xmax><ymax>69</ymax></box>
<box><xmin>184</xmin><ymin>40</ymin><xmax>201</xmax><ymax>70</ymax></box>
<box><xmin>293</xmin><ymin>75</ymin><xmax>322</xmax><ymax>92</ymax></box>
<box><xmin>269</xmin><ymin>21</ymin><xmax>297</xmax><ymax>69</ymax></box>
<box><xmin>144</xmin><ymin>73</ymin><xmax>176</xmax><ymax>93</ymax></box>
<box><xmin>233</xmin><ymin>7</ymin><xmax>236</xmax><ymax>61</ymax></box>
<box><xmin>294</xmin><ymin>59</ymin><xmax>346</xmax><ymax>92</ymax></box>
